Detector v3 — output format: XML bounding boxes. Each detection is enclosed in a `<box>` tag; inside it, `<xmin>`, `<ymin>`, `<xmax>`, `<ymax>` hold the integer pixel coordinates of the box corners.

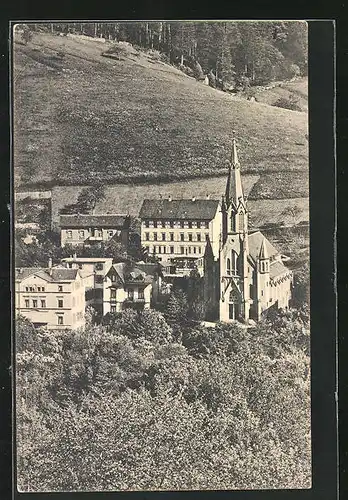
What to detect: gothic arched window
<box><xmin>239</xmin><ymin>211</ymin><xmax>244</xmax><ymax>231</ymax></box>
<box><xmin>231</xmin><ymin>250</ymin><xmax>237</xmax><ymax>275</ymax></box>
<box><xmin>226</xmin><ymin>258</ymin><xmax>231</xmax><ymax>275</ymax></box>
<box><xmin>231</xmin><ymin>215</ymin><xmax>236</xmax><ymax>232</ymax></box>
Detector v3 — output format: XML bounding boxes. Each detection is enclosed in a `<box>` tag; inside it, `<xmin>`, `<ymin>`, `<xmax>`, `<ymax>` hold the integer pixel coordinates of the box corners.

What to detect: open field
<box><xmin>14</xmin><ymin>33</ymin><xmax>308</xmax><ymax>194</ymax></box>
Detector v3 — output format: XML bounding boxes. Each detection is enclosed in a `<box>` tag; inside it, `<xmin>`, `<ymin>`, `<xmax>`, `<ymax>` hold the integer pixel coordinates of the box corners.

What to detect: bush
<box><xmin>274</xmin><ymin>94</ymin><xmax>302</xmax><ymax>111</ymax></box>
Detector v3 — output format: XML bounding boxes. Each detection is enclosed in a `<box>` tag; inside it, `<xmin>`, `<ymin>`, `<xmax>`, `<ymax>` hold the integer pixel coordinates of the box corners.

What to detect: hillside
<box><xmin>242</xmin><ymin>78</ymin><xmax>308</xmax><ymax>112</ymax></box>
<box><xmin>13</xmin><ymin>33</ymin><xmax>308</xmax><ymax>196</ymax></box>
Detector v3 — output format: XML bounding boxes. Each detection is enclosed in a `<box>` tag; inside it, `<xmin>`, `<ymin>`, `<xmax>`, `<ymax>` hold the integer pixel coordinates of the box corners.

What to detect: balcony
<box><xmin>87</xmin><ymin>235</ymin><xmax>103</xmax><ymax>242</ymax></box>
<box><xmin>124</xmin><ymin>297</ymin><xmax>145</xmax><ymax>303</ymax></box>
<box><xmin>123</xmin><ymin>297</ymin><xmax>147</xmax><ymax>310</ymax></box>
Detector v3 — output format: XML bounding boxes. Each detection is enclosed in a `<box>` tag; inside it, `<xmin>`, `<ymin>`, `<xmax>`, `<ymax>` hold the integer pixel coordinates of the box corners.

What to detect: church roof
<box><xmin>270</xmin><ymin>260</ymin><xmax>290</xmax><ymax>279</ymax></box>
<box><xmin>139</xmin><ymin>199</ymin><xmax>220</xmax><ymax>220</ymax></box>
<box><xmin>60</xmin><ymin>214</ymin><xmax>130</xmax><ymax>229</ymax></box>
<box><xmin>248</xmin><ymin>231</ymin><xmax>279</xmax><ymax>262</ymax></box>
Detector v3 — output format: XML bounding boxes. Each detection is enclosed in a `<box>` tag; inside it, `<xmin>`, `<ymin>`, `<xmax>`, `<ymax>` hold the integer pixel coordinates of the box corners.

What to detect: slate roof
<box><xmin>106</xmin><ymin>262</ymin><xmax>153</xmax><ymax>285</ymax></box>
<box><xmin>15</xmin><ymin>267</ymin><xmax>80</xmax><ymax>282</ymax></box>
<box><xmin>248</xmin><ymin>231</ymin><xmax>279</xmax><ymax>262</ymax></box>
<box><xmin>270</xmin><ymin>260</ymin><xmax>291</xmax><ymax>279</ymax></box>
<box><xmin>139</xmin><ymin>199</ymin><xmax>220</xmax><ymax>220</ymax></box>
<box><xmin>135</xmin><ymin>262</ymin><xmax>163</xmax><ymax>277</ymax></box>
<box><xmin>59</xmin><ymin>214</ymin><xmax>130</xmax><ymax>229</ymax></box>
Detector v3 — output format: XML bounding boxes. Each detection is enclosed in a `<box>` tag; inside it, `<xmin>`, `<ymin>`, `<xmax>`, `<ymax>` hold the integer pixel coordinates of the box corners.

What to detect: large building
<box><xmin>60</xmin><ymin>214</ymin><xmax>130</xmax><ymax>248</ymax></box>
<box><xmin>103</xmin><ymin>261</ymin><xmax>163</xmax><ymax>315</ymax></box>
<box><xmin>15</xmin><ymin>261</ymin><xmax>86</xmax><ymax>329</ymax></box>
<box><xmin>139</xmin><ymin>197</ymin><xmax>222</xmax><ymax>276</ymax></box>
<box><xmin>204</xmin><ymin>138</ymin><xmax>293</xmax><ymax>323</ymax></box>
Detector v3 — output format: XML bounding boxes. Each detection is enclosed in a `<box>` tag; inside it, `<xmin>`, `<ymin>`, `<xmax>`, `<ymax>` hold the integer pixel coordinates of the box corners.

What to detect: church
<box><xmin>203</xmin><ymin>138</ymin><xmax>293</xmax><ymax>323</ymax></box>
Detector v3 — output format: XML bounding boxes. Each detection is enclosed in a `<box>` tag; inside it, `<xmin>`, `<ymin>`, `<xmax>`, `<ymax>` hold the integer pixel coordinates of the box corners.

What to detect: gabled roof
<box><xmin>248</xmin><ymin>231</ymin><xmax>279</xmax><ymax>263</ymax></box>
<box><xmin>59</xmin><ymin>214</ymin><xmax>130</xmax><ymax>229</ymax></box>
<box><xmin>106</xmin><ymin>262</ymin><xmax>153</xmax><ymax>285</ymax></box>
<box><xmin>15</xmin><ymin>267</ymin><xmax>80</xmax><ymax>282</ymax></box>
<box><xmin>270</xmin><ymin>260</ymin><xmax>290</xmax><ymax>279</ymax></box>
<box><xmin>139</xmin><ymin>199</ymin><xmax>220</xmax><ymax>220</ymax></box>
<box><xmin>62</xmin><ymin>257</ymin><xmax>113</xmax><ymax>263</ymax></box>
<box><xmin>135</xmin><ymin>262</ymin><xmax>163</xmax><ymax>277</ymax></box>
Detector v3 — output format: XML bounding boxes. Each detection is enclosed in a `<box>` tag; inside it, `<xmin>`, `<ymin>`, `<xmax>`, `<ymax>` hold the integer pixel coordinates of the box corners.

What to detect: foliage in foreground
<box><xmin>16</xmin><ymin>306</ymin><xmax>311</xmax><ymax>491</ymax></box>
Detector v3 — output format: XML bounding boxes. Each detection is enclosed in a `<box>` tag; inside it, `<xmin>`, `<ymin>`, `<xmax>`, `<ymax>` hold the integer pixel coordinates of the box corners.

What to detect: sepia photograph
<box><xmin>12</xmin><ymin>20</ymin><xmax>310</xmax><ymax>491</ymax></box>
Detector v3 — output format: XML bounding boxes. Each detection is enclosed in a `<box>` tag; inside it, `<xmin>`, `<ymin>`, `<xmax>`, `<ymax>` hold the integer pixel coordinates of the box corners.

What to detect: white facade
<box><xmin>15</xmin><ymin>268</ymin><xmax>86</xmax><ymax>330</ymax></box>
<box><xmin>139</xmin><ymin>200</ymin><xmax>222</xmax><ymax>276</ymax></box>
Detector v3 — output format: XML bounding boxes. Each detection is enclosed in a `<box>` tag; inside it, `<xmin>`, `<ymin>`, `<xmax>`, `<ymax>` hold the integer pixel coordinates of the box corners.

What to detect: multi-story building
<box><xmin>15</xmin><ymin>261</ymin><xmax>86</xmax><ymax>329</ymax></box>
<box><xmin>103</xmin><ymin>262</ymin><xmax>163</xmax><ymax>315</ymax></box>
<box><xmin>60</xmin><ymin>214</ymin><xmax>130</xmax><ymax>249</ymax></box>
<box><xmin>139</xmin><ymin>197</ymin><xmax>222</xmax><ymax>276</ymax></box>
<box><xmin>61</xmin><ymin>256</ymin><xmax>113</xmax><ymax>314</ymax></box>
<box><xmin>204</xmin><ymin>138</ymin><xmax>293</xmax><ymax>323</ymax></box>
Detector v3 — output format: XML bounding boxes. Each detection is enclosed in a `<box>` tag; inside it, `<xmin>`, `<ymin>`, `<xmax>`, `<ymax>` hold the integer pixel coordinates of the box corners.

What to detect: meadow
<box><xmin>14</xmin><ymin>33</ymin><xmax>308</xmax><ymax>193</ymax></box>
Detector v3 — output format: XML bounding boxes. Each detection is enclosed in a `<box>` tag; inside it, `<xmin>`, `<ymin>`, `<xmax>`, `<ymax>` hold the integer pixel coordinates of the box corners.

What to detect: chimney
<box><xmin>192</xmin><ymin>196</ymin><xmax>196</xmax><ymax>202</ymax></box>
<box><xmin>73</xmin><ymin>252</ymin><xmax>77</xmax><ymax>259</ymax></box>
<box><xmin>206</xmin><ymin>193</ymin><xmax>210</xmax><ymax>200</ymax></box>
<box><xmin>168</xmin><ymin>195</ymin><xmax>172</xmax><ymax>202</ymax></box>
<box><xmin>48</xmin><ymin>257</ymin><xmax>53</xmax><ymax>275</ymax></box>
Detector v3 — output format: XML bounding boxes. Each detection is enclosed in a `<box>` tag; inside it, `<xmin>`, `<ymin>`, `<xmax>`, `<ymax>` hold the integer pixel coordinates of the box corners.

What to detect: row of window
<box><xmin>110</xmin><ymin>289</ymin><xmax>145</xmax><ymax>299</ymax></box>
<box><xmin>65</xmin><ymin>230</ymin><xmax>115</xmax><ymax>239</ymax></box>
<box><xmin>25</xmin><ymin>285</ymin><xmax>45</xmax><ymax>292</ymax></box>
<box><xmin>24</xmin><ymin>298</ymin><xmax>64</xmax><ymax>308</ymax></box>
<box><xmin>145</xmin><ymin>245</ymin><xmax>203</xmax><ymax>255</ymax></box>
<box><xmin>24</xmin><ymin>298</ymin><xmax>46</xmax><ymax>308</ymax></box>
<box><xmin>144</xmin><ymin>232</ymin><xmax>208</xmax><ymax>242</ymax></box>
<box><xmin>144</xmin><ymin>220</ymin><xmax>208</xmax><ymax>229</ymax></box>
<box><xmin>25</xmin><ymin>285</ymin><xmax>64</xmax><ymax>292</ymax></box>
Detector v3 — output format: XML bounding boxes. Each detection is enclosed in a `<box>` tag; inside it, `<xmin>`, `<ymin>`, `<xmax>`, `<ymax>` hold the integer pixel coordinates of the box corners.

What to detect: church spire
<box><xmin>225</xmin><ymin>134</ymin><xmax>245</xmax><ymax>209</ymax></box>
<box><xmin>231</xmin><ymin>136</ymin><xmax>240</xmax><ymax>168</ymax></box>
<box><xmin>259</xmin><ymin>237</ymin><xmax>269</xmax><ymax>260</ymax></box>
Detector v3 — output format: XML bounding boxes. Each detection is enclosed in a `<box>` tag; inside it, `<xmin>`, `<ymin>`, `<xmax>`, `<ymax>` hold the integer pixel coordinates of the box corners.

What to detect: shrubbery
<box><xmin>16</xmin><ymin>301</ymin><xmax>311</xmax><ymax>491</ymax></box>
<box><xmin>274</xmin><ymin>94</ymin><xmax>302</xmax><ymax>111</ymax></box>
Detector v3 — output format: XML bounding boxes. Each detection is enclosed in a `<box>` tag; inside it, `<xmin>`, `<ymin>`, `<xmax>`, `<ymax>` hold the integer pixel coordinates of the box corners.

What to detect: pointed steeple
<box><xmin>231</xmin><ymin>136</ymin><xmax>240</xmax><ymax>168</ymax></box>
<box><xmin>225</xmin><ymin>134</ymin><xmax>245</xmax><ymax>209</ymax></box>
<box><xmin>259</xmin><ymin>237</ymin><xmax>269</xmax><ymax>260</ymax></box>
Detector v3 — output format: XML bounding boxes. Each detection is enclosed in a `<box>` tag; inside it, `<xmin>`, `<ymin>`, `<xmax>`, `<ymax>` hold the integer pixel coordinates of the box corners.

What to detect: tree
<box><xmin>111</xmin><ymin>308</ymin><xmax>173</xmax><ymax>344</ymax></box>
<box><xmin>164</xmin><ymin>288</ymin><xmax>189</xmax><ymax>324</ymax></box>
<box><xmin>292</xmin><ymin>262</ymin><xmax>310</xmax><ymax>309</ymax></box>
<box><xmin>20</xmin><ymin>25</ymin><xmax>33</xmax><ymax>45</ymax></box>
<box><xmin>75</xmin><ymin>184</ymin><xmax>106</xmax><ymax>213</ymax></box>
<box><xmin>186</xmin><ymin>269</ymin><xmax>206</xmax><ymax>320</ymax></box>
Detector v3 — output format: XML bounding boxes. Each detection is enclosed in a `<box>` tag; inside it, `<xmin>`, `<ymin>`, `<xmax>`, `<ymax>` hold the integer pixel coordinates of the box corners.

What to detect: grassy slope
<box><xmin>245</xmin><ymin>78</ymin><xmax>308</xmax><ymax>112</ymax></box>
<box><xmin>13</xmin><ymin>33</ymin><xmax>308</xmax><ymax>193</ymax></box>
